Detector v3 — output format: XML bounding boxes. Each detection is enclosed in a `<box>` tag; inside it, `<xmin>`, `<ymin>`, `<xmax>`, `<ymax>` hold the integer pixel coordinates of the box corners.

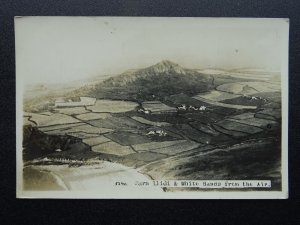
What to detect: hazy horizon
<box><xmin>15</xmin><ymin>17</ymin><xmax>287</xmax><ymax>85</ymax></box>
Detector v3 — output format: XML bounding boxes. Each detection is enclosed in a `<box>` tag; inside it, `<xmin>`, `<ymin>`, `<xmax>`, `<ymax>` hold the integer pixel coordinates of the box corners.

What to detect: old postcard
<box><xmin>15</xmin><ymin>17</ymin><xmax>289</xmax><ymax>199</ymax></box>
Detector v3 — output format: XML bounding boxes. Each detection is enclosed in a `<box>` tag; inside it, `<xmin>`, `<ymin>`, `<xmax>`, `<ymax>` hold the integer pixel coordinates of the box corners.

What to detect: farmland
<box><xmin>22</xmin><ymin>60</ymin><xmax>282</xmax><ymax>192</ymax></box>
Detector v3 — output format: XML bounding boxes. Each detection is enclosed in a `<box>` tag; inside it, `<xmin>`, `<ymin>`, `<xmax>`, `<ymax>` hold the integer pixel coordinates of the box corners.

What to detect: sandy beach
<box><xmin>23</xmin><ymin>160</ymin><xmax>164</xmax><ymax>193</ymax></box>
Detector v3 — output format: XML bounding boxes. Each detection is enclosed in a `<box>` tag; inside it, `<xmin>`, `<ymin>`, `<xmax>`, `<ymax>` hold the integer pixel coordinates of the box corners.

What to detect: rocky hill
<box><xmin>91</xmin><ymin>60</ymin><xmax>214</xmax><ymax>101</ymax></box>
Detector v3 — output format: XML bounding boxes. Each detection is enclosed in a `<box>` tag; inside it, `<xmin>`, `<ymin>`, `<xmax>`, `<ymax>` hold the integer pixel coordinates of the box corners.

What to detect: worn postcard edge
<box><xmin>15</xmin><ymin>17</ymin><xmax>289</xmax><ymax>199</ymax></box>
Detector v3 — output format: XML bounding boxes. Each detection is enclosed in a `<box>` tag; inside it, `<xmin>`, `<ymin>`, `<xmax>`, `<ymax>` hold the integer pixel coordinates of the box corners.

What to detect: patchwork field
<box><xmin>54</xmin><ymin>107</ymin><xmax>89</xmax><ymax>115</ymax></box>
<box><xmin>87</xmin><ymin>100</ymin><xmax>138</xmax><ymax>113</ymax></box>
<box><xmin>75</xmin><ymin>112</ymin><xmax>112</xmax><ymax>121</ymax></box>
<box><xmin>82</xmin><ymin>136</ymin><xmax>111</xmax><ymax>146</ymax></box>
<box><xmin>215</xmin><ymin>120</ymin><xmax>264</xmax><ymax>134</ymax></box>
<box><xmin>24</xmin><ymin>112</ymin><xmax>81</xmax><ymax>127</ymax></box>
<box><xmin>104</xmin><ymin>131</ymin><xmax>152</xmax><ymax>145</ymax></box>
<box><xmin>42</xmin><ymin>124</ymin><xmax>113</xmax><ymax>137</ymax></box>
<box><xmin>131</xmin><ymin>116</ymin><xmax>171</xmax><ymax>127</ymax></box>
<box><xmin>132</xmin><ymin>140</ymin><xmax>187</xmax><ymax>152</ymax></box>
<box><xmin>23</xmin><ymin>65</ymin><xmax>282</xmax><ymax>192</ymax></box>
<box><xmin>141</xmin><ymin>138</ymin><xmax>281</xmax><ymax>190</ymax></box>
<box><xmin>192</xmin><ymin>95</ymin><xmax>257</xmax><ymax>109</ymax></box>
<box><xmin>91</xmin><ymin>141</ymin><xmax>135</xmax><ymax>156</ymax></box>
<box><xmin>87</xmin><ymin>116</ymin><xmax>148</xmax><ymax>132</ymax></box>
<box><xmin>217</xmin><ymin>81</ymin><xmax>281</xmax><ymax>94</ymax></box>
<box><xmin>38</xmin><ymin>122</ymin><xmax>86</xmax><ymax>132</ymax></box>
<box><xmin>194</xmin><ymin>90</ymin><xmax>240</xmax><ymax>102</ymax></box>
<box><xmin>141</xmin><ymin>101</ymin><xmax>177</xmax><ymax>113</ymax></box>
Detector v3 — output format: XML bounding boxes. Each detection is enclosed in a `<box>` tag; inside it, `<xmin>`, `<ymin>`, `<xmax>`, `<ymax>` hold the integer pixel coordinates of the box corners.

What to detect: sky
<box><xmin>15</xmin><ymin>17</ymin><xmax>288</xmax><ymax>85</ymax></box>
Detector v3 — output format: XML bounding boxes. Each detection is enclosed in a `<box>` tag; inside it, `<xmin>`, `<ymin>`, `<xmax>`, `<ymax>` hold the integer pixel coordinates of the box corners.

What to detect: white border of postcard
<box><xmin>16</xmin><ymin>17</ymin><xmax>289</xmax><ymax>199</ymax></box>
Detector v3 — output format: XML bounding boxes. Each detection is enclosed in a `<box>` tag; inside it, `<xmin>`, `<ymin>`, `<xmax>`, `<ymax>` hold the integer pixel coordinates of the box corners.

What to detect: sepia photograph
<box><xmin>15</xmin><ymin>17</ymin><xmax>289</xmax><ymax>198</ymax></box>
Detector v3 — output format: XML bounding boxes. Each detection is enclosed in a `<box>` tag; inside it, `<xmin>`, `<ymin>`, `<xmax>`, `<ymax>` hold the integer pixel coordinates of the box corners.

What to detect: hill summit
<box><xmin>146</xmin><ymin>60</ymin><xmax>186</xmax><ymax>75</ymax></box>
<box><xmin>91</xmin><ymin>60</ymin><xmax>214</xmax><ymax>101</ymax></box>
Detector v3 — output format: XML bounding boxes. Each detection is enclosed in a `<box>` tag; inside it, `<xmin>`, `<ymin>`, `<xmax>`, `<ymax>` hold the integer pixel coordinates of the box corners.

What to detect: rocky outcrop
<box><xmin>23</xmin><ymin>125</ymin><xmax>90</xmax><ymax>161</ymax></box>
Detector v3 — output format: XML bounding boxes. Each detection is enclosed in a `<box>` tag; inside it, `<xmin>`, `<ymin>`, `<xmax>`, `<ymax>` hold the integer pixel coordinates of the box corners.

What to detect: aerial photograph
<box><xmin>16</xmin><ymin>17</ymin><xmax>288</xmax><ymax>198</ymax></box>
